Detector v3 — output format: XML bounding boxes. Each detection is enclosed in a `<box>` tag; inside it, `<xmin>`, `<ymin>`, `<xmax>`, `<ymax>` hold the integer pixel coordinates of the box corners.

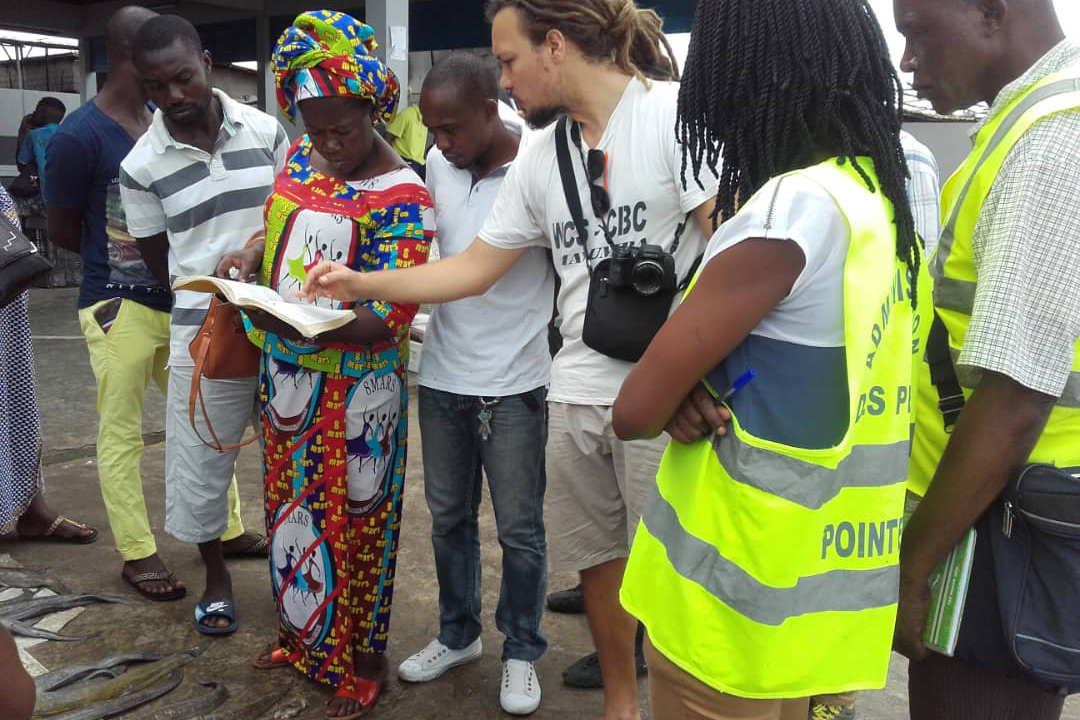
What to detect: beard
<box><xmin>522</xmin><ymin>104</ymin><xmax>564</xmax><ymax>130</ymax></box>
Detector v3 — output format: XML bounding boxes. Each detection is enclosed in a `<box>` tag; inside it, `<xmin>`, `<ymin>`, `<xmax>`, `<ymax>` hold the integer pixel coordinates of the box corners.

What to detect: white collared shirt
<box><xmin>119</xmin><ymin>88</ymin><xmax>288</xmax><ymax>365</ymax></box>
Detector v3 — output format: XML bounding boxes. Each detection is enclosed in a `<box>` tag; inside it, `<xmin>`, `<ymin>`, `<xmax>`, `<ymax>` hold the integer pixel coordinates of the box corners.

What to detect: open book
<box><xmin>172</xmin><ymin>275</ymin><xmax>355</xmax><ymax>338</ymax></box>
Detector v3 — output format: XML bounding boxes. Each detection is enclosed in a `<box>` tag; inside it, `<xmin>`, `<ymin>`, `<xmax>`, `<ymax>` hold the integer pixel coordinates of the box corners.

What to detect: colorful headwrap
<box><xmin>272</xmin><ymin>10</ymin><xmax>400</xmax><ymax>124</ymax></box>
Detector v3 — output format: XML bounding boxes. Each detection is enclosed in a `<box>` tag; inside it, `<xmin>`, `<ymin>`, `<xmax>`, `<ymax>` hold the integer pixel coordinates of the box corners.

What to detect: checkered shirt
<box><xmin>959</xmin><ymin>39</ymin><xmax>1080</xmax><ymax>398</ymax></box>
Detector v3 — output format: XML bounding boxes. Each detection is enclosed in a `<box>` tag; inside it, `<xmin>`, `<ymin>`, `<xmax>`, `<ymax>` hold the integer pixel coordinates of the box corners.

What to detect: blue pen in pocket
<box><xmin>716</xmin><ymin>369</ymin><xmax>757</xmax><ymax>405</ymax></box>
<box><xmin>711</xmin><ymin>369</ymin><xmax>756</xmax><ymax>439</ymax></box>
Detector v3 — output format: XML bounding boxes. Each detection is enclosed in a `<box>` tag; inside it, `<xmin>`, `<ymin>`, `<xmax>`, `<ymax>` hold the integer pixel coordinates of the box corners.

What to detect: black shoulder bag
<box><xmin>927</xmin><ymin>313</ymin><xmax>1080</xmax><ymax>693</ymax></box>
<box><xmin>554</xmin><ymin>116</ymin><xmax>700</xmax><ymax>363</ymax></box>
<box><xmin>0</xmin><ymin>212</ymin><xmax>52</xmax><ymax>307</ymax></box>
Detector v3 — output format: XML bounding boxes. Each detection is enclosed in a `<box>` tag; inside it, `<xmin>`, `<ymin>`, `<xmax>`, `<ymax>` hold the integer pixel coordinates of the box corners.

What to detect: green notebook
<box><xmin>923</xmin><ymin>527</ymin><xmax>977</xmax><ymax>656</ymax></box>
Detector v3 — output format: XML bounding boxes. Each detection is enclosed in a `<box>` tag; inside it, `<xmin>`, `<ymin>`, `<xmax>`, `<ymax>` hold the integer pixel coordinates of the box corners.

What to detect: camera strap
<box><xmin>555</xmin><ymin>116</ymin><xmax>602</xmax><ymax>272</ymax></box>
<box><xmin>556</xmin><ymin>115</ymin><xmax>703</xmax><ymax>288</ymax></box>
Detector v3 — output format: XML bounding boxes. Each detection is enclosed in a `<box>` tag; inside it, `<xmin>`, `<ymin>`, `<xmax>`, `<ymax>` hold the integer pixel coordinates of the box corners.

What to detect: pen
<box><xmin>716</xmin><ymin>369</ymin><xmax>757</xmax><ymax>404</ymax></box>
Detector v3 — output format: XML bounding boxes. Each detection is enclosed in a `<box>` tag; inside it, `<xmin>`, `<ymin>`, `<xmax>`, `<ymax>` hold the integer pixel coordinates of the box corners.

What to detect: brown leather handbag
<box><xmin>188</xmin><ymin>296</ymin><xmax>261</xmax><ymax>451</ymax></box>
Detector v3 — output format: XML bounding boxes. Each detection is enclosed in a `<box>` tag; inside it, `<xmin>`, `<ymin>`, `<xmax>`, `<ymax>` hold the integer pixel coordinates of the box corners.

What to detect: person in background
<box><xmin>46</xmin><ymin>5</ymin><xmax>209</xmax><ymax>604</ymax></box>
<box><xmin>16</xmin><ymin>99</ymin><xmax>65</xmax><ymax>203</ymax></box>
<box><xmin>808</xmin><ymin>128</ymin><xmax>941</xmax><ymax>720</ymax></box>
<box><xmin>894</xmin><ymin>0</ymin><xmax>1080</xmax><ymax>718</ymax></box>
<box><xmin>119</xmin><ymin>14</ymin><xmax>284</xmax><ymax>635</ymax></box>
<box><xmin>12</xmin><ymin>97</ymin><xmax>66</xmax><ymax>218</ymax></box>
<box><xmin>301</xmin><ymin>1</ymin><xmax>718</xmax><ymax>718</ymax></box>
<box><xmin>0</xmin><ymin>626</ymin><xmax>34</xmax><ymax>720</ymax></box>
<box><xmin>394</xmin><ymin>53</ymin><xmax>552</xmax><ymax>715</ymax></box>
<box><xmin>223</xmin><ymin>11</ymin><xmax>432</xmax><ymax>719</ymax></box>
<box><xmin>900</xmin><ymin>130</ymin><xmax>941</xmax><ymax>257</ymax></box>
<box><xmin>15</xmin><ymin>97</ymin><xmax>66</xmax><ymax>168</ymax></box>
<box><xmin>0</xmin><ymin>185</ymin><xmax>97</xmax><ymax>544</ymax></box>
<box><xmin>383</xmin><ymin>103</ymin><xmax>428</xmax><ymax>179</ymax></box>
<box><xmin>612</xmin><ymin>0</ymin><xmax>925</xmax><ymax>717</ymax></box>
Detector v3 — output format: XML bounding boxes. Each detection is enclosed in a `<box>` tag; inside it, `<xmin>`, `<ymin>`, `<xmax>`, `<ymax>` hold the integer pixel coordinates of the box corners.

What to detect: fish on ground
<box><xmin>0</xmin><ymin>568</ymin><xmax>69</xmax><ymax>594</ymax></box>
<box><xmin>255</xmin><ymin>694</ymin><xmax>308</xmax><ymax>720</ymax></box>
<box><xmin>33</xmin><ymin>646</ymin><xmax>206</xmax><ymax>717</ymax></box>
<box><xmin>0</xmin><ymin>594</ymin><xmax>140</xmax><ymax>623</ymax></box>
<box><xmin>0</xmin><ymin>617</ymin><xmax>87</xmax><ymax>642</ymax></box>
<box><xmin>196</xmin><ymin>682</ymin><xmax>293</xmax><ymax>720</ymax></box>
<box><xmin>121</xmin><ymin>679</ymin><xmax>228</xmax><ymax>720</ymax></box>
<box><xmin>41</xmin><ymin>670</ymin><xmax>184</xmax><ymax>720</ymax></box>
<box><xmin>36</xmin><ymin>653</ymin><xmax>164</xmax><ymax>693</ymax></box>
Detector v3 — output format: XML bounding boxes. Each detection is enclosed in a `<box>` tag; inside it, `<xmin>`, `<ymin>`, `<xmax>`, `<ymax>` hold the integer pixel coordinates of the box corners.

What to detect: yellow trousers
<box><xmin>79</xmin><ymin>298</ymin><xmax>245</xmax><ymax>560</ymax></box>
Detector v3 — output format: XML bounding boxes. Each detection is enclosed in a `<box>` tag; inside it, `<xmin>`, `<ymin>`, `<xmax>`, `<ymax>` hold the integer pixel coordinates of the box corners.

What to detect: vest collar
<box><xmin>973</xmin><ymin>39</ymin><xmax>1080</xmax><ymax>140</ymax></box>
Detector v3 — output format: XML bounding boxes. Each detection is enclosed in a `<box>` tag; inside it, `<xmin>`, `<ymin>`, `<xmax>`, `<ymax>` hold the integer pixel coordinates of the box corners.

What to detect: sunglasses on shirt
<box><xmin>584</xmin><ymin>148</ymin><xmax>611</xmax><ymax>218</ymax></box>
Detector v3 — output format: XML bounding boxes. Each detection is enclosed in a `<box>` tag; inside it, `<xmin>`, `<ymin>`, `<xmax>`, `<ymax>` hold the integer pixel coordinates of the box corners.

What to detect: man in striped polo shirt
<box><xmin>119</xmin><ymin>14</ymin><xmax>288</xmax><ymax>635</ymax></box>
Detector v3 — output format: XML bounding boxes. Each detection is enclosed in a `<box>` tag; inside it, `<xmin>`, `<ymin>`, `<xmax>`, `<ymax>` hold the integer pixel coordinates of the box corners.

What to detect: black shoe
<box><xmin>561</xmin><ymin>648</ymin><xmax>648</xmax><ymax>689</ymax></box>
<box><xmin>546</xmin><ymin>583</ymin><xmax>585</xmax><ymax>614</ymax></box>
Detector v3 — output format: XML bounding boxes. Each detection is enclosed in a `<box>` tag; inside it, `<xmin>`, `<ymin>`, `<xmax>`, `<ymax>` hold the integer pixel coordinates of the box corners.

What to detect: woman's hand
<box><xmin>300</xmin><ymin>261</ymin><xmax>366</xmax><ymax>303</ymax></box>
<box><xmin>664</xmin><ymin>383</ymin><xmax>732</xmax><ymax>444</ymax></box>
<box><xmin>215</xmin><ymin>244</ymin><xmax>264</xmax><ymax>282</ymax></box>
<box><xmin>244</xmin><ymin>308</ymin><xmax>308</xmax><ymax>344</ymax></box>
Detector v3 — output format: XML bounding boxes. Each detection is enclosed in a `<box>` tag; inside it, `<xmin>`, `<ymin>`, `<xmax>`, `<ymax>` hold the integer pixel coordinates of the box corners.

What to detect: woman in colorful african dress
<box><xmin>217</xmin><ymin>11</ymin><xmax>432</xmax><ymax>718</ymax></box>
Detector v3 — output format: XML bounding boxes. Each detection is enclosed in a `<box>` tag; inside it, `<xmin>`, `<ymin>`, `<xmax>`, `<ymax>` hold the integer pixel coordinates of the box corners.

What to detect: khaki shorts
<box><xmin>646</xmin><ymin>639</ymin><xmax>809</xmax><ymax>720</ymax></box>
<box><xmin>545</xmin><ymin>402</ymin><xmax>667</xmax><ymax>573</ymax></box>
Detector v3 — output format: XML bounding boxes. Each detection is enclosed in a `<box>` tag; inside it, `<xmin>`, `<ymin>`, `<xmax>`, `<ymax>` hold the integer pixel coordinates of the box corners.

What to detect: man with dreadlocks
<box><xmin>610</xmin><ymin>0</ymin><xmax>926</xmax><ymax>717</ymax></box>
<box><xmin>302</xmin><ymin>1</ymin><xmax>719</xmax><ymax>718</ymax></box>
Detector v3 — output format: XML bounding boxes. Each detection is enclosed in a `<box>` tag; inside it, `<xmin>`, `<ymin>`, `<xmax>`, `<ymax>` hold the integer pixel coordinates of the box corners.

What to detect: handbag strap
<box><xmin>188</xmin><ymin>316</ymin><xmax>260</xmax><ymax>453</ymax></box>
<box><xmin>926</xmin><ymin>312</ymin><xmax>966</xmax><ymax>432</ymax></box>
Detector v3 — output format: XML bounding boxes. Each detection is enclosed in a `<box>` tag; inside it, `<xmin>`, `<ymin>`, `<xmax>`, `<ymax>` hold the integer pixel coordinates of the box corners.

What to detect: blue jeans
<box><xmin>418</xmin><ymin>385</ymin><xmax>548</xmax><ymax>662</ymax></box>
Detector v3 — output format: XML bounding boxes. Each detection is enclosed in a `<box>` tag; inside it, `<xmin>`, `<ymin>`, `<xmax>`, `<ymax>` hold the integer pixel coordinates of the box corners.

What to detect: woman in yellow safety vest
<box><xmin>612</xmin><ymin>0</ymin><xmax>927</xmax><ymax>717</ymax></box>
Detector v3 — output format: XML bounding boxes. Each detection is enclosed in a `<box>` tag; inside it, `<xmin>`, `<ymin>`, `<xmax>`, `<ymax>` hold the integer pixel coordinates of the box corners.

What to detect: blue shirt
<box><xmin>17</xmin><ymin>123</ymin><xmax>58</xmax><ymax>199</ymax></box>
<box><xmin>44</xmin><ymin>101</ymin><xmax>170</xmax><ymax>311</ymax></box>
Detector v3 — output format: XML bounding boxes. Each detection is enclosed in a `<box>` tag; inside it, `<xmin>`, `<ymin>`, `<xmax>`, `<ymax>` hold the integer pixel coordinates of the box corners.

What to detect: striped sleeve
<box><xmin>118</xmin><ymin>163</ymin><xmax>167</xmax><ymax>239</ymax></box>
<box><xmin>272</xmin><ymin>122</ymin><xmax>289</xmax><ymax>173</ymax></box>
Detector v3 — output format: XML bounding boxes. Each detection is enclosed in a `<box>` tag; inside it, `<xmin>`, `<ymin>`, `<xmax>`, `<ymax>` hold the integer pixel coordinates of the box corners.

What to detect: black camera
<box><xmin>605</xmin><ymin>243</ymin><xmax>676</xmax><ymax>297</ymax></box>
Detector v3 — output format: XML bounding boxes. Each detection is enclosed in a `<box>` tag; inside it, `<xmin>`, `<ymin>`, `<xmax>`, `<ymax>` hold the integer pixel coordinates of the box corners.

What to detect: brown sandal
<box><xmin>21</xmin><ymin>515</ymin><xmax>98</xmax><ymax>545</ymax></box>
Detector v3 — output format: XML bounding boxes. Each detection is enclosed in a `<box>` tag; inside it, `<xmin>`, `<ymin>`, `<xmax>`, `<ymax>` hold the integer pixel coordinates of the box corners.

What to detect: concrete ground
<box><xmin>8</xmin><ymin>287</ymin><xmax>1080</xmax><ymax>719</ymax></box>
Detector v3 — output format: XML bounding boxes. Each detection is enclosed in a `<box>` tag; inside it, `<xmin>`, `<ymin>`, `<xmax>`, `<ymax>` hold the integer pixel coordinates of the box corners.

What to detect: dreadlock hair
<box><xmin>485</xmin><ymin>0</ymin><xmax>680</xmax><ymax>84</ymax></box>
<box><xmin>679</xmin><ymin>0</ymin><xmax>919</xmax><ymax>305</ymax></box>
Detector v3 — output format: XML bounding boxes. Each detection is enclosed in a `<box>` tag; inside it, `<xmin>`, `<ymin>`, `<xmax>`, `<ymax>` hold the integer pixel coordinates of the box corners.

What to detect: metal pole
<box><xmin>15</xmin><ymin>43</ymin><xmax>23</xmax><ymax>91</ymax></box>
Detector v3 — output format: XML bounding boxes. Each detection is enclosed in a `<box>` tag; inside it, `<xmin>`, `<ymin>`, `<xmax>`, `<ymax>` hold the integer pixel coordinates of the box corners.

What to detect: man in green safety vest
<box><xmin>894</xmin><ymin>0</ymin><xmax>1080</xmax><ymax>718</ymax></box>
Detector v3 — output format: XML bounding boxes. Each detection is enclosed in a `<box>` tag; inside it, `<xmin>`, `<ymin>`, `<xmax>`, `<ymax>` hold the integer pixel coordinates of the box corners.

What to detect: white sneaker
<box><xmin>397</xmin><ymin>638</ymin><xmax>482</xmax><ymax>682</ymax></box>
<box><xmin>500</xmin><ymin>659</ymin><xmax>541</xmax><ymax>715</ymax></box>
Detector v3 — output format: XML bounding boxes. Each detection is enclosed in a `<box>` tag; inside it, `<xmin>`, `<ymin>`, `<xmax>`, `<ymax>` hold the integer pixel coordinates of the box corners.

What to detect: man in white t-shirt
<box><xmin>394</xmin><ymin>54</ymin><xmax>554</xmax><ymax>716</ymax></box>
<box><xmin>302</xmin><ymin>2</ymin><xmax>717</xmax><ymax>717</ymax></box>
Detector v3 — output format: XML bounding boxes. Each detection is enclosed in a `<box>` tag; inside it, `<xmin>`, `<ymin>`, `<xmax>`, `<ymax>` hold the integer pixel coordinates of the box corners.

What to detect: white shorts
<box><xmin>545</xmin><ymin>402</ymin><xmax>668</xmax><ymax>573</ymax></box>
<box><xmin>164</xmin><ymin>363</ymin><xmax>258</xmax><ymax>544</ymax></box>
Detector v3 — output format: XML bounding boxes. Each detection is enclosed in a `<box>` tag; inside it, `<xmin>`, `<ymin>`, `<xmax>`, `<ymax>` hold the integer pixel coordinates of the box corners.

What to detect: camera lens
<box><xmin>633</xmin><ymin>260</ymin><xmax>665</xmax><ymax>296</ymax></box>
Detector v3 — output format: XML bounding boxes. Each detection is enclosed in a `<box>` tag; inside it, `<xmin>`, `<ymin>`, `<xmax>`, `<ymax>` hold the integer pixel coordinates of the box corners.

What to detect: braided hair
<box><xmin>679</xmin><ymin>0</ymin><xmax>919</xmax><ymax>304</ymax></box>
<box><xmin>485</xmin><ymin>0</ymin><xmax>680</xmax><ymax>84</ymax></box>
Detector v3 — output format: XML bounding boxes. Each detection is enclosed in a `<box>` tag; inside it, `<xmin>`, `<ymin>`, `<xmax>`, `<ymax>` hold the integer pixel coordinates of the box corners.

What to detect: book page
<box><xmin>173</xmin><ymin>275</ymin><xmax>354</xmax><ymax>336</ymax></box>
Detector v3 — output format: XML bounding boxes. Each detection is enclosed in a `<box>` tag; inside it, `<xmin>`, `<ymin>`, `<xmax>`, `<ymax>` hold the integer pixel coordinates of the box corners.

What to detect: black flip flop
<box><xmin>122</xmin><ymin>570</ymin><xmax>187</xmax><ymax>602</ymax></box>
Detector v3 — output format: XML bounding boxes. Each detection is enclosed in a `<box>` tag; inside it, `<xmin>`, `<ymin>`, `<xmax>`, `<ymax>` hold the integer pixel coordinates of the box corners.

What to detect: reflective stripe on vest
<box><xmin>908</xmin><ymin>66</ymin><xmax>1080</xmax><ymax>498</ymax></box>
<box><xmin>932</xmin><ymin>73</ymin><xmax>1080</xmax><ymax>408</ymax></box>
<box><xmin>714</xmin><ymin>431</ymin><xmax>910</xmax><ymax>510</ymax></box>
<box><xmin>621</xmin><ymin>157</ymin><xmax>924</xmax><ymax>699</ymax></box>
<box><xmin>642</xmin><ymin>493</ymin><xmax>901</xmax><ymax>627</ymax></box>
